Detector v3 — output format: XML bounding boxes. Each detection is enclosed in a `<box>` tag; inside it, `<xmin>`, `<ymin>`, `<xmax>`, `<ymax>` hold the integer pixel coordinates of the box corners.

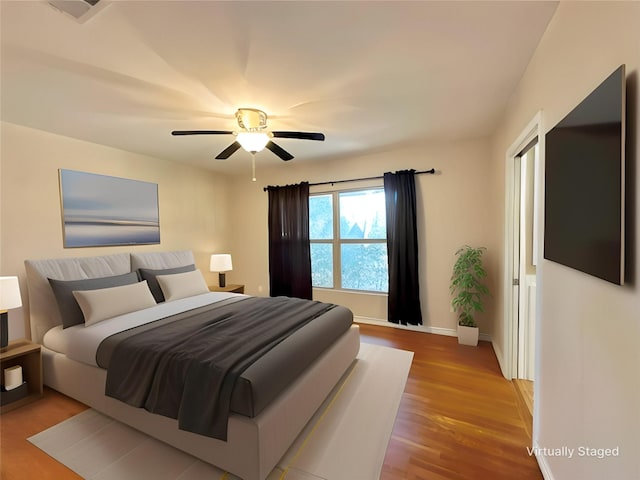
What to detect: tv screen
<box><xmin>544</xmin><ymin>65</ymin><xmax>625</xmax><ymax>285</ymax></box>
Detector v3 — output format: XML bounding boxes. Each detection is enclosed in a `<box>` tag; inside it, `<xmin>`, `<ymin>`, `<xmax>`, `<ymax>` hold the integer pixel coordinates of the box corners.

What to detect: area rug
<box><xmin>29</xmin><ymin>342</ymin><xmax>413</xmax><ymax>480</ymax></box>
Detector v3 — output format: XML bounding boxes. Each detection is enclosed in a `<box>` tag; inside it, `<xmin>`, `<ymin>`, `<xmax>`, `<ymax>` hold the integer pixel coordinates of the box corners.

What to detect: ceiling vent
<box><xmin>48</xmin><ymin>0</ymin><xmax>108</xmax><ymax>23</ymax></box>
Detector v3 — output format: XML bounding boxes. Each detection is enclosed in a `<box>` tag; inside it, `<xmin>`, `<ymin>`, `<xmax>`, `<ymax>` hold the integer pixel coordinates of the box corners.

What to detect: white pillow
<box><xmin>156</xmin><ymin>269</ymin><xmax>209</xmax><ymax>302</ymax></box>
<box><xmin>73</xmin><ymin>281</ymin><xmax>157</xmax><ymax>327</ymax></box>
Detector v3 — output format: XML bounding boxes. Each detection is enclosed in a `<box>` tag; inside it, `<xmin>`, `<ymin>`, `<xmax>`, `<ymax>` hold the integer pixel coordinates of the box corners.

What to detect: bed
<box><xmin>25</xmin><ymin>250</ymin><xmax>360</xmax><ymax>480</ymax></box>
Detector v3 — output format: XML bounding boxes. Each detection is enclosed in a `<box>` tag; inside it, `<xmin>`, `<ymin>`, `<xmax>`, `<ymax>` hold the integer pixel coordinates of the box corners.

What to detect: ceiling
<box><xmin>0</xmin><ymin>1</ymin><xmax>558</xmax><ymax>174</ymax></box>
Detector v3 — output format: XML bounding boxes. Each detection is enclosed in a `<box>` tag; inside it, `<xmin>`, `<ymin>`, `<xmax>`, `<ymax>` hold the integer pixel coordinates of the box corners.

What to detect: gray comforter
<box><xmin>98</xmin><ymin>295</ymin><xmax>338</xmax><ymax>440</ymax></box>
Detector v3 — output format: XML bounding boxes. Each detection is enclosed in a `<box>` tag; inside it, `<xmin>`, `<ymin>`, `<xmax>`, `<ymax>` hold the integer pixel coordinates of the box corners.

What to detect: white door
<box><xmin>511</xmin><ymin>155</ymin><xmax>522</xmax><ymax>371</ymax></box>
<box><xmin>516</xmin><ymin>144</ymin><xmax>538</xmax><ymax>380</ymax></box>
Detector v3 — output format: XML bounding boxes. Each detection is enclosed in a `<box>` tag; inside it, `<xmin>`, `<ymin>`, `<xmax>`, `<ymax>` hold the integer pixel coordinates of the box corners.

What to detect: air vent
<box><xmin>48</xmin><ymin>0</ymin><xmax>107</xmax><ymax>23</ymax></box>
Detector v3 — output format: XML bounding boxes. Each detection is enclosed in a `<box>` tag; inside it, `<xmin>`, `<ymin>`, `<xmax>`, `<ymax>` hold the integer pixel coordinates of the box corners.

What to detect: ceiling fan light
<box><xmin>236</xmin><ymin>132</ymin><xmax>270</xmax><ymax>153</ymax></box>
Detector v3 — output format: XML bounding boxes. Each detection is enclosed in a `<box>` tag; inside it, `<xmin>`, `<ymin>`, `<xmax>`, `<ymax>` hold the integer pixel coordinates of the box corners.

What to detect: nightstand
<box><xmin>209</xmin><ymin>284</ymin><xmax>245</xmax><ymax>294</ymax></box>
<box><xmin>0</xmin><ymin>339</ymin><xmax>43</xmax><ymax>413</ymax></box>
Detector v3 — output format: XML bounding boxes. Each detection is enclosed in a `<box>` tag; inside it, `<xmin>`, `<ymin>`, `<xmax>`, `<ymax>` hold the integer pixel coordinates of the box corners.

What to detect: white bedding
<box><xmin>43</xmin><ymin>291</ymin><xmax>241</xmax><ymax>367</ymax></box>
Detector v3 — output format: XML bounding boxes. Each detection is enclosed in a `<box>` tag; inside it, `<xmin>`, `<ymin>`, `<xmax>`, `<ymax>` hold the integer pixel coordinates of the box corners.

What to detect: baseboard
<box><xmin>532</xmin><ymin>439</ymin><xmax>555</xmax><ymax>480</ymax></box>
<box><xmin>354</xmin><ymin>316</ymin><xmax>491</xmax><ymax>342</ymax></box>
<box><xmin>492</xmin><ymin>339</ymin><xmax>510</xmax><ymax>378</ymax></box>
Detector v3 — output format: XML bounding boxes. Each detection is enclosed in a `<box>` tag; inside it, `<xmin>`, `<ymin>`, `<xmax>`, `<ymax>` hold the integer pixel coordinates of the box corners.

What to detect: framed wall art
<box><xmin>59</xmin><ymin>169</ymin><xmax>160</xmax><ymax>247</ymax></box>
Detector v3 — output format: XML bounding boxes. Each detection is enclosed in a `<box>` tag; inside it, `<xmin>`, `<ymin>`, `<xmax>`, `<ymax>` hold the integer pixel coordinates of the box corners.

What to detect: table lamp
<box><xmin>210</xmin><ymin>254</ymin><xmax>233</xmax><ymax>288</ymax></box>
<box><xmin>0</xmin><ymin>276</ymin><xmax>22</xmax><ymax>349</ymax></box>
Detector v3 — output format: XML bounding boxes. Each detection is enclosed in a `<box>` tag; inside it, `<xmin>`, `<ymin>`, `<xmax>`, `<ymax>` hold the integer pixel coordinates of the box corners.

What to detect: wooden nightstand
<box><xmin>209</xmin><ymin>284</ymin><xmax>245</xmax><ymax>294</ymax></box>
<box><xmin>0</xmin><ymin>339</ymin><xmax>43</xmax><ymax>413</ymax></box>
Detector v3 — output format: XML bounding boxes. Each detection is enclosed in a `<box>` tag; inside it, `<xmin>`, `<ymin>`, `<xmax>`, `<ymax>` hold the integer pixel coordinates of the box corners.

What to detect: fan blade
<box><xmin>271</xmin><ymin>131</ymin><xmax>325</xmax><ymax>141</ymax></box>
<box><xmin>266</xmin><ymin>141</ymin><xmax>294</xmax><ymax>161</ymax></box>
<box><xmin>172</xmin><ymin>130</ymin><xmax>233</xmax><ymax>136</ymax></box>
<box><xmin>215</xmin><ymin>142</ymin><xmax>242</xmax><ymax>159</ymax></box>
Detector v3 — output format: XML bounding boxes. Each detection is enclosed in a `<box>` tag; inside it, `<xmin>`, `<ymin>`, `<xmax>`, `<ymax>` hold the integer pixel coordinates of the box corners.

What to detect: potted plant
<box><xmin>449</xmin><ymin>245</ymin><xmax>490</xmax><ymax>346</ymax></box>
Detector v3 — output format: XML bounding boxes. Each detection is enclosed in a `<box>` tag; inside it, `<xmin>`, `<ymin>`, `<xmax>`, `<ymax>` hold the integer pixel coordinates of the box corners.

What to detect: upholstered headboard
<box><xmin>24</xmin><ymin>250</ymin><xmax>195</xmax><ymax>344</ymax></box>
<box><xmin>130</xmin><ymin>250</ymin><xmax>195</xmax><ymax>271</ymax></box>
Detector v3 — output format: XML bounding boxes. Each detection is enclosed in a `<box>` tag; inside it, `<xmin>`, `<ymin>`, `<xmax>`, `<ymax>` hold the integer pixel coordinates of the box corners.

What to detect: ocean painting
<box><xmin>59</xmin><ymin>169</ymin><xmax>160</xmax><ymax>247</ymax></box>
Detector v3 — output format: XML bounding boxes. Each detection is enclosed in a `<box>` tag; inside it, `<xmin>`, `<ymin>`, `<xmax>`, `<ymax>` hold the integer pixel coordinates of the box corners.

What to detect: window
<box><xmin>309</xmin><ymin>188</ymin><xmax>388</xmax><ymax>292</ymax></box>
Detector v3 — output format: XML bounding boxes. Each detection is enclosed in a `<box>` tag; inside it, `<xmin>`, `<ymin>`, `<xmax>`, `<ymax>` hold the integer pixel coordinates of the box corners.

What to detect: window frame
<box><xmin>309</xmin><ymin>186</ymin><xmax>388</xmax><ymax>293</ymax></box>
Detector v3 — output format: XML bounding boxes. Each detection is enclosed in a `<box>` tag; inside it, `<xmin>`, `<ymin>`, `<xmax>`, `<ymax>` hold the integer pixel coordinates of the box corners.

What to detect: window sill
<box><xmin>312</xmin><ymin>287</ymin><xmax>388</xmax><ymax>297</ymax></box>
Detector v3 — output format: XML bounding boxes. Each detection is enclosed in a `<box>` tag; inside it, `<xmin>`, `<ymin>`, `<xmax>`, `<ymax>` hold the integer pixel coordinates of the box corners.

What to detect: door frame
<box><xmin>502</xmin><ymin>111</ymin><xmax>542</xmax><ymax>380</ymax></box>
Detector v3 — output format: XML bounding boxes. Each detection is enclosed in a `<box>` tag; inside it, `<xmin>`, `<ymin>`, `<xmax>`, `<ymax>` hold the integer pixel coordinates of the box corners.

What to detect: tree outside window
<box><xmin>309</xmin><ymin>188</ymin><xmax>388</xmax><ymax>293</ymax></box>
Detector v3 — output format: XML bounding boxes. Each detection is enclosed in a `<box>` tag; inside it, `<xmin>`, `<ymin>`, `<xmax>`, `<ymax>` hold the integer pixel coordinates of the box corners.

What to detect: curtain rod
<box><xmin>263</xmin><ymin>168</ymin><xmax>435</xmax><ymax>191</ymax></box>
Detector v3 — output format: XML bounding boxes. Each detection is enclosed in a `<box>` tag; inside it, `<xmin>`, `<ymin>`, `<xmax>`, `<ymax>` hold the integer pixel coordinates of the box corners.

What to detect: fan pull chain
<box><xmin>251</xmin><ymin>153</ymin><xmax>257</xmax><ymax>182</ymax></box>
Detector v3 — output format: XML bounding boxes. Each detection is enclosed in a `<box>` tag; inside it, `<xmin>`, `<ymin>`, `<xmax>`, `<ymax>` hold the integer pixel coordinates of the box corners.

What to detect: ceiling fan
<box><xmin>171</xmin><ymin>108</ymin><xmax>325</xmax><ymax>161</ymax></box>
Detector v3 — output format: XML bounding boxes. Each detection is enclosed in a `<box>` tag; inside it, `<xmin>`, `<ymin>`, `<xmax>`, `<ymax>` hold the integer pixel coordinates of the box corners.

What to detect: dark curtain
<box><xmin>267</xmin><ymin>182</ymin><xmax>312</xmax><ymax>299</ymax></box>
<box><xmin>384</xmin><ymin>170</ymin><xmax>423</xmax><ymax>325</ymax></box>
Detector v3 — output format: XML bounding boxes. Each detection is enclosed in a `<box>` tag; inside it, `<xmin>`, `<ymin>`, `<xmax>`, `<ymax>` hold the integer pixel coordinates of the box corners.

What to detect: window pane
<box><xmin>341</xmin><ymin>244</ymin><xmax>388</xmax><ymax>292</ymax></box>
<box><xmin>309</xmin><ymin>194</ymin><xmax>333</xmax><ymax>240</ymax></box>
<box><xmin>311</xmin><ymin>243</ymin><xmax>333</xmax><ymax>288</ymax></box>
<box><xmin>339</xmin><ymin>190</ymin><xmax>386</xmax><ymax>239</ymax></box>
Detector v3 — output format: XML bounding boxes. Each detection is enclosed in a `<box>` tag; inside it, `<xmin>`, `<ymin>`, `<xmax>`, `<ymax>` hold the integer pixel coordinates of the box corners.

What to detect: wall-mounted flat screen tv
<box><xmin>544</xmin><ymin>64</ymin><xmax>625</xmax><ymax>285</ymax></box>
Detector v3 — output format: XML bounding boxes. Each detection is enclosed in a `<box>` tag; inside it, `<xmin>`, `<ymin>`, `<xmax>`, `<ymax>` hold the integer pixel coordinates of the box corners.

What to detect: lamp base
<box><xmin>218</xmin><ymin>272</ymin><xmax>227</xmax><ymax>288</ymax></box>
<box><xmin>1</xmin><ymin>311</ymin><xmax>8</xmax><ymax>349</ymax></box>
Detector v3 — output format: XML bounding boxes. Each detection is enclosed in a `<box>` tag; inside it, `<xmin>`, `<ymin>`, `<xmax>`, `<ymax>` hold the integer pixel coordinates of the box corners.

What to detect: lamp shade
<box><xmin>236</xmin><ymin>132</ymin><xmax>270</xmax><ymax>153</ymax></box>
<box><xmin>0</xmin><ymin>276</ymin><xmax>22</xmax><ymax>311</ymax></box>
<box><xmin>210</xmin><ymin>254</ymin><xmax>233</xmax><ymax>273</ymax></box>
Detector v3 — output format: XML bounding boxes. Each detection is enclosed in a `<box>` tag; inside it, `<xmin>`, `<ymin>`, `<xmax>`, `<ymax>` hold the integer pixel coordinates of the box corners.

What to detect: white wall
<box><xmin>491</xmin><ymin>3</ymin><xmax>640</xmax><ymax>479</ymax></box>
<box><xmin>227</xmin><ymin>138</ymin><xmax>501</xmax><ymax>334</ymax></box>
<box><xmin>0</xmin><ymin>125</ymin><xmax>501</xmax><ymax>339</ymax></box>
<box><xmin>0</xmin><ymin>122</ymin><xmax>232</xmax><ymax>339</ymax></box>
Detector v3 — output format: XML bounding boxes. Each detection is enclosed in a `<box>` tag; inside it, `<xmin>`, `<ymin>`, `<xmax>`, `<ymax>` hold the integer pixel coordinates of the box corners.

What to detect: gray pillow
<box><xmin>138</xmin><ymin>264</ymin><xmax>196</xmax><ymax>303</ymax></box>
<box><xmin>49</xmin><ymin>271</ymin><xmax>141</xmax><ymax>329</ymax></box>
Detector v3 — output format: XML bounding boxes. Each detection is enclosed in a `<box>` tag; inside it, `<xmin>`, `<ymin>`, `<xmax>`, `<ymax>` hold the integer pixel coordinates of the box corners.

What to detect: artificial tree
<box><xmin>450</xmin><ymin>245</ymin><xmax>490</xmax><ymax>330</ymax></box>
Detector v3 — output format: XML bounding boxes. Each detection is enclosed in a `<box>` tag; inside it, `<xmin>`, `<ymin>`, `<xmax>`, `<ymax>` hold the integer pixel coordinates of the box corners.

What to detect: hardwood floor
<box><xmin>513</xmin><ymin>379</ymin><xmax>535</xmax><ymax>439</ymax></box>
<box><xmin>358</xmin><ymin>323</ymin><xmax>541</xmax><ymax>480</ymax></box>
<box><xmin>1</xmin><ymin>385</ymin><xmax>87</xmax><ymax>479</ymax></box>
<box><xmin>514</xmin><ymin>379</ymin><xmax>535</xmax><ymax>417</ymax></box>
<box><xmin>0</xmin><ymin>324</ymin><xmax>542</xmax><ymax>479</ymax></box>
